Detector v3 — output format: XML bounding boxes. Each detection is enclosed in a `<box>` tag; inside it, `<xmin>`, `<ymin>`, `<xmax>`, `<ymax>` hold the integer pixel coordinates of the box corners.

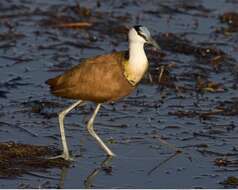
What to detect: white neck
<box><xmin>127</xmin><ymin>41</ymin><xmax>148</xmax><ymax>84</ymax></box>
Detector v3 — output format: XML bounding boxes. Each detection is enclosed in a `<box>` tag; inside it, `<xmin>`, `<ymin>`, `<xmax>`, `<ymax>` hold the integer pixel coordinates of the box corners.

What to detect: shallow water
<box><xmin>0</xmin><ymin>0</ymin><xmax>238</xmax><ymax>188</ymax></box>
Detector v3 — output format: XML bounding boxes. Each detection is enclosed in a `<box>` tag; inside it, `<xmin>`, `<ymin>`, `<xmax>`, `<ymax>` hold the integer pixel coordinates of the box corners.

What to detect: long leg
<box><xmin>87</xmin><ymin>104</ymin><xmax>115</xmax><ymax>157</ymax></box>
<box><xmin>51</xmin><ymin>100</ymin><xmax>83</xmax><ymax>160</ymax></box>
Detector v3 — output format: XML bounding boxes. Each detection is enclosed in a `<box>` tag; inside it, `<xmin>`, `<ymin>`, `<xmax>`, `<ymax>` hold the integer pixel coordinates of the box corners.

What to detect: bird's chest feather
<box><xmin>123</xmin><ymin>59</ymin><xmax>148</xmax><ymax>86</ymax></box>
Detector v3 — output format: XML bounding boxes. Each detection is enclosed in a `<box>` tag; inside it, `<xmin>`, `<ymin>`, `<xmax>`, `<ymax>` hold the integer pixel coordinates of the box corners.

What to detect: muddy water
<box><xmin>0</xmin><ymin>0</ymin><xmax>238</xmax><ymax>188</ymax></box>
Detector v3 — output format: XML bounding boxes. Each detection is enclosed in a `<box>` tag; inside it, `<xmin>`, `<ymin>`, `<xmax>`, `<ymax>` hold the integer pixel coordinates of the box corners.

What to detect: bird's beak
<box><xmin>148</xmin><ymin>37</ymin><xmax>161</xmax><ymax>51</ymax></box>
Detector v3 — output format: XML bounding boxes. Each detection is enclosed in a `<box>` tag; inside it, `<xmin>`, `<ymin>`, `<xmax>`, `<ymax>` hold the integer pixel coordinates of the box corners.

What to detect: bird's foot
<box><xmin>47</xmin><ymin>153</ymin><xmax>74</xmax><ymax>161</ymax></box>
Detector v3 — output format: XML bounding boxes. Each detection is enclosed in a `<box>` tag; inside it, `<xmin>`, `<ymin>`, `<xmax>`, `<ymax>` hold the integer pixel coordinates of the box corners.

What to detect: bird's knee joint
<box><xmin>87</xmin><ymin>123</ymin><xmax>95</xmax><ymax>133</ymax></box>
<box><xmin>58</xmin><ymin>110</ymin><xmax>66</xmax><ymax>117</ymax></box>
<box><xmin>87</xmin><ymin>124</ymin><xmax>93</xmax><ymax>131</ymax></box>
<box><xmin>87</xmin><ymin>120</ymin><xmax>93</xmax><ymax>128</ymax></box>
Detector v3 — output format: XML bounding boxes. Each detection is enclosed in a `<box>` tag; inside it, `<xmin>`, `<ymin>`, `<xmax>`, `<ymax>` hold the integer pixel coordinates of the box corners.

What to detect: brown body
<box><xmin>46</xmin><ymin>51</ymin><xmax>135</xmax><ymax>103</ymax></box>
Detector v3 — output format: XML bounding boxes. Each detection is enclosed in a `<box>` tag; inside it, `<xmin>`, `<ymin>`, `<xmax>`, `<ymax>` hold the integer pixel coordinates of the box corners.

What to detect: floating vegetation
<box><xmin>0</xmin><ymin>141</ymin><xmax>70</xmax><ymax>178</ymax></box>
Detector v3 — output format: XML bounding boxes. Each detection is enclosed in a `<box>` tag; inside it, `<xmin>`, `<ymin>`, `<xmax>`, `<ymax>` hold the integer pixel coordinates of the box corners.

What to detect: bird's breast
<box><xmin>123</xmin><ymin>60</ymin><xmax>149</xmax><ymax>86</ymax></box>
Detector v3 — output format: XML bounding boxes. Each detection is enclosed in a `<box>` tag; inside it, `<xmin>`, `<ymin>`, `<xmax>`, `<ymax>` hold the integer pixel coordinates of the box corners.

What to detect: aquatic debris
<box><xmin>216</xmin><ymin>100</ymin><xmax>238</xmax><ymax>116</ymax></box>
<box><xmin>220</xmin><ymin>176</ymin><xmax>238</xmax><ymax>188</ymax></box>
<box><xmin>169</xmin><ymin>109</ymin><xmax>223</xmax><ymax>119</ymax></box>
<box><xmin>145</xmin><ymin>64</ymin><xmax>176</xmax><ymax>88</ymax></box>
<box><xmin>56</xmin><ymin>22</ymin><xmax>92</xmax><ymax>29</ymax></box>
<box><xmin>156</xmin><ymin>33</ymin><xmax>226</xmax><ymax>62</ymax></box>
<box><xmin>40</xmin><ymin>3</ymin><xmax>93</xmax><ymax>27</ymax></box>
<box><xmin>0</xmin><ymin>31</ymin><xmax>25</xmax><ymax>41</ymax></box>
<box><xmin>220</xmin><ymin>12</ymin><xmax>238</xmax><ymax>26</ymax></box>
<box><xmin>196</xmin><ymin>77</ymin><xmax>224</xmax><ymax>92</ymax></box>
<box><xmin>214</xmin><ymin>158</ymin><xmax>238</xmax><ymax>167</ymax></box>
<box><xmin>20</xmin><ymin>100</ymin><xmax>63</xmax><ymax>119</ymax></box>
<box><xmin>218</xmin><ymin>12</ymin><xmax>238</xmax><ymax>34</ymax></box>
<box><xmin>0</xmin><ymin>141</ymin><xmax>70</xmax><ymax>178</ymax></box>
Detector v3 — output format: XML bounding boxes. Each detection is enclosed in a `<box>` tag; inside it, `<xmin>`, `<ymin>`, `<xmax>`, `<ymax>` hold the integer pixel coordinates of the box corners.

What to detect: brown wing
<box><xmin>46</xmin><ymin>51</ymin><xmax>135</xmax><ymax>103</ymax></box>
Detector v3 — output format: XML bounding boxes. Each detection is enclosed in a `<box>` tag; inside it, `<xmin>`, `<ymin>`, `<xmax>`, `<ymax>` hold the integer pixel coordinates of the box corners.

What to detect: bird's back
<box><xmin>46</xmin><ymin>51</ymin><xmax>135</xmax><ymax>103</ymax></box>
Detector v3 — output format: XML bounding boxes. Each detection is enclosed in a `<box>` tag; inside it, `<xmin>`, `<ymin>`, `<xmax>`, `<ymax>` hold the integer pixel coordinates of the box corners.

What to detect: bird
<box><xmin>46</xmin><ymin>25</ymin><xmax>161</xmax><ymax>161</ymax></box>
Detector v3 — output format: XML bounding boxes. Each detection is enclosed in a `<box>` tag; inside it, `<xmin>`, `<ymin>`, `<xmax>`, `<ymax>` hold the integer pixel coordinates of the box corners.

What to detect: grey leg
<box><xmin>87</xmin><ymin>104</ymin><xmax>115</xmax><ymax>157</ymax></box>
<box><xmin>51</xmin><ymin>100</ymin><xmax>83</xmax><ymax>161</ymax></box>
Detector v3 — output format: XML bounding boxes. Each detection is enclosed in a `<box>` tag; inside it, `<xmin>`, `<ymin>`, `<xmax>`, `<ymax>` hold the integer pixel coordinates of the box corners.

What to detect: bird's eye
<box><xmin>138</xmin><ymin>31</ymin><xmax>147</xmax><ymax>41</ymax></box>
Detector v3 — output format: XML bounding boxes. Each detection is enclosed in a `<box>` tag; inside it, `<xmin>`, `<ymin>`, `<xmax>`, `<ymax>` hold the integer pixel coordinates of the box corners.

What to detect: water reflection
<box><xmin>84</xmin><ymin>156</ymin><xmax>113</xmax><ymax>188</ymax></box>
<box><xmin>57</xmin><ymin>156</ymin><xmax>113</xmax><ymax>188</ymax></box>
<box><xmin>58</xmin><ymin>166</ymin><xmax>69</xmax><ymax>189</ymax></box>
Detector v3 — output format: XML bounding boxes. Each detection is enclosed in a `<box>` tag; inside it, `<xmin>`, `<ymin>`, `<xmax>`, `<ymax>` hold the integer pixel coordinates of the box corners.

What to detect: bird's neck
<box><xmin>124</xmin><ymin>41</ymin><xmax>148</xmax><ymax>85</ymax></box>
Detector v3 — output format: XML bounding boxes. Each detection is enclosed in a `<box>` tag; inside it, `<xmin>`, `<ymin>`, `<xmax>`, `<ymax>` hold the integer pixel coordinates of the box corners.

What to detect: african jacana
<box><xmin>46</xmin><ymin>25</ymin><xmax>160</xmax><ymax>160</ymax></box>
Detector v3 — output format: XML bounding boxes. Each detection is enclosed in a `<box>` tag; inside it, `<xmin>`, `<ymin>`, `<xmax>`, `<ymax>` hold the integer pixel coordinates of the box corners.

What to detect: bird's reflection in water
<box><xmin>84</xmin><ymin>156</ymin><xmax>113</xmax><ymax>188</ymax></box>
<box><xmin>58</xmin><ymin>166</ymin><xmax>69</xmax><ymax>189</ymax></box>
<box><xmin>56</xmin><ymin>156</ymin><xmax>113</xmax><ymax>188</ymax></box>
<box><xmin>57</xmin><ymin>152</ymin><xmax>180</xmax><ymax>188</ymax></box>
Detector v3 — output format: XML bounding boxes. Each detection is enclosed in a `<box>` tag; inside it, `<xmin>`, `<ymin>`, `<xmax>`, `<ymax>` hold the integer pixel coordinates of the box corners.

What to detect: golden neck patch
<box><xmin>123</xmin><ymin>60</ymin><xmax>148</xmax><ymax>86</ymax></box>
<box><xmin>123</xmin><ymin>60</ymin><xmax>134</xmax><ymax>86</ymax></box>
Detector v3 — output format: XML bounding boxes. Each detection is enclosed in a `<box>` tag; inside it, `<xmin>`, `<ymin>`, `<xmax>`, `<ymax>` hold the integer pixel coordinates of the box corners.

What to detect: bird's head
<box><xmin>128</xmin><ymin>25</ymin><xmax>160</xmax><ymax>50</ymax></box>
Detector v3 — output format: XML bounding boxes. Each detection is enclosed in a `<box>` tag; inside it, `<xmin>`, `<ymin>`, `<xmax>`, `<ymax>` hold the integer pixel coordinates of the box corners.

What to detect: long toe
<box><xmin>47</xmin><ymin>154</ymin><xmax>74</xmax><ymax>161</ymax></box>
<box><xmin>108</xmin><ymin>152</ymin><xmax>116</xmax><ymax>157</ymax></box>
